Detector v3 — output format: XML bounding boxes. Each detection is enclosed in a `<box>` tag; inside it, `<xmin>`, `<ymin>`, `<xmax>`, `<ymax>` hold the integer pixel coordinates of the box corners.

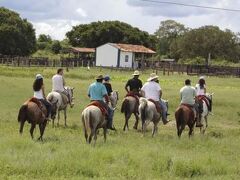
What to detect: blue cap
<box><xmin>104</xmin><ymin>75</ymin><xmax>110</xmax><ymax>81</ymax></box>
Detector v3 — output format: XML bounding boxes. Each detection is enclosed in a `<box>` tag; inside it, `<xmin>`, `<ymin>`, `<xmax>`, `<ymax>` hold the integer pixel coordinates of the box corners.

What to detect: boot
<box><xmin>163</xmin><ymin>118</ymin><xmax>170</xmax><ymax>125</ymax></box>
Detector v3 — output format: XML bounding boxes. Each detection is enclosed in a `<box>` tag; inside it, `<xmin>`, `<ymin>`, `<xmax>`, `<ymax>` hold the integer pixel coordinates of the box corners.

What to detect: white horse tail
<box><xmin>139</xmin><ymin>98</ymin><xmax>148</xmax><ymax>123</ymax></box>
<box><xmin>82</xmin><ymin>109</ymin><xmax>93</xmax><ymax>143</ymax></box>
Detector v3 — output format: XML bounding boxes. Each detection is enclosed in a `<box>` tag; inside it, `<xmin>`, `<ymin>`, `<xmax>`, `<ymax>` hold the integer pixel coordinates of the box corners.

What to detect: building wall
<box><xmin>96</xmin><ymin>44</ymin><xmax>118</xmax><ymax>67</ymax></box>
<box><xmin>119</xmin><ymin>51</ymin><xmax>133</xmax><ymax>68</ymax></box>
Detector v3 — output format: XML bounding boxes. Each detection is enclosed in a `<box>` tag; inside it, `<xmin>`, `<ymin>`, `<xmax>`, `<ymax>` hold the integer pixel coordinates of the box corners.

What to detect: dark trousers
<box><xmin>40</xmin><ymin>99</ymin><xmax>52</xmax><ymax>117</ymax></box>
<box><xmin>95</xmin><ymin>100</ymin><xmax>113</xmax><ymax>128</ymax></box>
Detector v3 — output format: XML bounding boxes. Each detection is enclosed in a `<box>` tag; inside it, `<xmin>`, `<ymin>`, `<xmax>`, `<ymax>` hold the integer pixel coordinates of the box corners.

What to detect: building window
<box><xmin>125</xmin><ymin>55</ymin><xmax>129</xmax><ymax>62</ymax></box>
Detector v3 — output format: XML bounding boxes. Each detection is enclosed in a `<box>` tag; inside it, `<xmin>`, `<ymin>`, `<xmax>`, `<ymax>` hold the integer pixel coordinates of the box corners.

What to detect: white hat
<box><xmin>36</xmin><ymin>74</ymin><xmax>43</xmax><ymax>80</ymax></box>
<box><xmin>132</xmin><ymin>70</ymin><xmax>140</xmax><ymax>76</ymax></box>
<box><xmin>147</xmin><ymin>73</ymin><xmax>159</xmax><ymax>82</ymax></box>
<box><xmin>199</xmin><ymin>76</ymin><xmax>205</xmax><ymax>80</ymax></box>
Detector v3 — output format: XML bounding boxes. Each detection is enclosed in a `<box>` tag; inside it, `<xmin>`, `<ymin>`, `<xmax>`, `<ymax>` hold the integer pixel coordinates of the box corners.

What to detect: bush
<box><xmin>178</xmin><ymin>57</ymin><xmax>206</xmax><ymax>65</ymax></box>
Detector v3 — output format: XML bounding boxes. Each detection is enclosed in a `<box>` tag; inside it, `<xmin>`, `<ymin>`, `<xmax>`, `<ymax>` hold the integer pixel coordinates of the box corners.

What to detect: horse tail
<box><xmin>82</xmin><ymin>109</ymin><xmax>93</xmax><ymax>142</ymax></box>
<box><xmin>175</xmin><ymin>107</ymin><xmax>184</xmax><ymax>131</ymax></box>
<box><xmin>18</xmin><ymin>104</ymin><xmax>28</xmax><ymax>122</ymax></box>
<box><xmin>121</xmin><ymin>98</ymin><xmax>130</xmax><ymax>113</ymax></box>
<box><xmin>139</xmin><ymin>98</ymin><xmax>148</xmax><ymax>123</ymax></box>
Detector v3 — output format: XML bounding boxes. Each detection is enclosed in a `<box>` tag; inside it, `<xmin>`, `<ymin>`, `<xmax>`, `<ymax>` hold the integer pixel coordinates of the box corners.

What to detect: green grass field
<box><xmin>0</xmin><ymin>66</ymin><xmax>240</xmax><ymax>179</ymax></box>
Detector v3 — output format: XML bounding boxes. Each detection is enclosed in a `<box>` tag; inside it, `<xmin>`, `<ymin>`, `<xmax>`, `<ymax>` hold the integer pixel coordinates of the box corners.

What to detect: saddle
<box><xmin>148</xmin><ymin>99</ymin><xmax>162</xmax><ymax>113</ymax></box>
<box><xmin>87</xmin><ymin>101</ymin><xmax>108</xmax><ymax>116</ymax></box>
<box><xmin>197</xmin><ymin>95</ymin><xmax>210</xmax><ymax>110</ymax></box>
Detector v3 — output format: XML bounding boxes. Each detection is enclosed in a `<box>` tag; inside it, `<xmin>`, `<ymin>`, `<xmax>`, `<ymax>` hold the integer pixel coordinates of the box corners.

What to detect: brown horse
<box><xmin>121</xmin><ymin>96</ymin><xmax>139</xmax><ymax>131</ymax></box>
<box><xmin>175</xmin><ymin>104</ymin><xmax>196</xmax><ymax>138</ymax></box>
<box><xmin>17</xmin><ymin>98</ymin><xmax>58</xmax><ymax>140</ymax></box>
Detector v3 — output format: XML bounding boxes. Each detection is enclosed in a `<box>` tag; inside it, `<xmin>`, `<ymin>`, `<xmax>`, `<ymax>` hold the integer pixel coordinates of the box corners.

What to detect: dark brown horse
<box><xmin>17</xmin><ymin>98</ymin><xmax>58</xmax><ymax>140</ymax></box>
<box><xmin>175</xmin><ymin>104</ymin><xmax>196</xmax><ymax>138</ymax></box>
<box><xmin>121</xmin><ymin>96</ymin><xmax>140</xmax><ymax>131</ymax></box>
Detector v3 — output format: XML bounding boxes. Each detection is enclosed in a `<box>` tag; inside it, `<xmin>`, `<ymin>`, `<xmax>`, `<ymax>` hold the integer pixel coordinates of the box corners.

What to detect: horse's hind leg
<box><xmin>123</xmin><ymin>114</ymin><xmax>131</xmax><ymax>131</ymax></box>
<box><xmin>177</xmin><ymin>125</ymin><xmax>185</xmax><ymax>138</ymax></box>
<box><xmin>64</xmin><ymin>109</ymin><xmax>67</xmax><ymax>127</ymax></box>
<box><xmin>52</xmin><ymin>118</ymin><xmax>55</xmax><ymax>128</ymax></box>
<box><xmin>152</xmin><ymin>122</ymin><xmax>158</xmax><ymax>138</ymax></box>
<box><xmin>57</xmin><ymin>111</ymin><xmax>60</xmax><ymax>126</ymax></box>
<box><xmin>38</xmin><ymin>121</ymin><xmax>47</xmax><ymax>141</ymax></box>
<box><xmin>103</xmin><ymin>127</ymin><xmax>107</xmax><ymax>143</ymax></box>
<box><xmin>88</xmin><ymin>129</ymin><xmax>94</xmax><ymax>144</ymax></box>
<box><xmin>188</xmin><ymin>124</ymin><xmax>194</xmax><ymax>138</ymax></box>
<box><xmin>93</xmin><ymin>130</ymin><xmax>98</xmax><ymax>147</ymax></box>
<box><xmin>133</xmin><ymin>113</ymin><xmax>139</xmax><ymax>130</ymax></box>
<box><xmin>19</xmin><ymin>120</ymin><xmax>26</xmax><ymax>134</ymax></box>
<box><xmin>30</xmin><ymin>123</ymin><xmax>36</xmax><ymax>139</ymax></box>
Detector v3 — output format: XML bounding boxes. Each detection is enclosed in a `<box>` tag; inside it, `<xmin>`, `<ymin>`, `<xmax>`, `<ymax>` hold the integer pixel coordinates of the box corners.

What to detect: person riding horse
<box><xmin>125</xmin><ymin>70</ymin><xmax>143</xmax><ymax>112</ymax></box>
<box><xmin>195</xmin><ymin>76</ymin><xmax>212</xmax><ymax>112</ymax></box>
<box><xmin>52</xmin><ymin>68</ymin><xmax>74</xmax><ymax>107</ymax></box>
<box><xmin>180</xmin><ymin>79</ymin><xmax>202</xmax><ymax>127</ymax></box>
<box><xmin>88</xmin><ymin>75</ymin><xmax>115</xmax><ymax>130</ymax></box>
<box><xmin>33</xmin><ymin>74</ymin><xmax>52</xmax><ymax>121</ymax></box>
<box><xmin>141</xmin><ymin>73</ymin><xmax>170</xmax><ymax>125</ymax></box>
<box><xmin>103</xmin><ymin>75</ymin><xmax>116</xmax><ymax>130</ymax></box>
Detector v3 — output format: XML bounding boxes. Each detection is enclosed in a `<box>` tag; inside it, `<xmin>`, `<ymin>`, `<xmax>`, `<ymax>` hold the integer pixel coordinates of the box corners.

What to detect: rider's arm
<box><xmin>104</xmin><ymin>94</ymin><xmax>110</xmax><ymax>103</ymax></box>
<box><xmin>141</xmin><ymin>90</ymin><xmax>145</xmax><ymax>97</ymax></box>
<box><xmin>62</xmin><ymin>77</ymin><xmax>66</xmax><ymax>86</ymax></box>
<box><xmin>159</xmin><ymin>90</ymin><xmax>162</xmax><ymax>99</ymax></box>
<box><xmin>125</xmin><ymin>81</ymin><xmax>130</xmax><ymax>93</ymax></box>
<box><xmin>204</xmin><ymin>87</ymin><xmax>206</xmax><ymax>94</ymax></box>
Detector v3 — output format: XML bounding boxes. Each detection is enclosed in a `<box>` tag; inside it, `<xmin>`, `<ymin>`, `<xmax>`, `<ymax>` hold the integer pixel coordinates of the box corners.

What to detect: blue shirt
<box><xmin>88</xmin><ymin>82</ymin><xmax>108</xmax><ymax>101</ymax></box>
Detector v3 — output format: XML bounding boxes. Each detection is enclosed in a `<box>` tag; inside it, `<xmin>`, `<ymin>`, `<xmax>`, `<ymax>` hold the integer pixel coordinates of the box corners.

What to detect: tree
<box><xmin>175</xmin><ymin>26</ymin><xmax>240</xmax><ymax>63</ymax></box>
<box><xmin>0</xmin><ymin>7</ymin><xmax>36</xmax><ymax>56</ymax></box>
<box><xmin>38</xmin><ymin>34</ymin><xmax>52</xmax><ymax>43</ymax></box>
<box><xmin>37</xmin><ymin>34</ymin><xmax>52</xmax><ymax>50</ymax></box>
<box><xmin>51</xmin><ymin>40</ymin><xmax>62</xmax><ymax>54</ymax></box>
<box><xmin>155</xmin><ymin>20</ymin><xmax>188</xmax><ymax>56</ymax></box>
<box><xmin>66</xmin><ymin>21</ymin><xmax>156</xmax><ymax>49</ymax></box>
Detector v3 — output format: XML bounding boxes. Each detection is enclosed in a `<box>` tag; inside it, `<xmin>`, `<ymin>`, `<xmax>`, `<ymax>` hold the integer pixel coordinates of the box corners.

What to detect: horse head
<box><xmin>110</xmin><ymin>90</ymin><xmax>119</xmax><ymax>110</ymax></box>
<box><xmin>50</xmin><ymin>99</ymin><xmax>58</xmax><ymax>120</ymax></box>
<box><xmin>206</xmin><ymin>92</ymin><xmax>214</xmax><ymax>100</ymax></box>
<box><xmin>65</xmin><ymin>86</ymin><xmax>75</xmax><ymax>108</ymax></box>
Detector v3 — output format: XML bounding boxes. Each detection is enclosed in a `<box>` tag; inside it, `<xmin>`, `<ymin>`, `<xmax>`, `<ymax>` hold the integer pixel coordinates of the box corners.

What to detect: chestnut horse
<box><xmin>18</xmin><ymin>98</ymin><xmax>58</xmax><ymax>140</ymax></box>
<box><xmin>175</xmin><ymin>104</ymin><xmax>196</xmax><ymax>138</ymax></box>
<box><xmin>121</xmin><ymin>96</ymin><xmax>140</xmax><ymax>131</ymax></box>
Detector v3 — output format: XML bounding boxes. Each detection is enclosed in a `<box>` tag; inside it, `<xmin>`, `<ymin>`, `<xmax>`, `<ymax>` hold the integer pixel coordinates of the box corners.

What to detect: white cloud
<box><xmin>1</xmin><ymin>0</ymin><xmax>240</xmax><ymax>40</ymax></box>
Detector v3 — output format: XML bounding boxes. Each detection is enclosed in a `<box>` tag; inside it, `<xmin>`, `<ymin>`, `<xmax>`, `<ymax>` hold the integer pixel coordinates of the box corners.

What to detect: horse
<box><xmin>121</xmin><ymin>96</ymin><xmax>140</xmax><ymax>131</ymax></box>
<box><xmin>175</xmin><ymin>104</ymin><xmax>196</xmax><ymax>138</ymax></box>
<box><xmin>199</xmin><ymin>93</ymin><xmax>213</xmax><ymax>134</ymax></box>
<box><xmin>47</xmin><ymin>86</ymin><xmax>74</xmax><ymax>127</ymax></box>
<box><xmin>81</xmin><ymin>91</ymin><xmax>118</xmax><ymax>145</ymax></box>
<box><xmin>17</xmin><ymin>98</ymin><xmax>58</xmax><ymax>140</ymax></box>
<box><xmin>138</xmin><ymin>97</ymin><xmax>163</xmax><ymax>137</ymax></box>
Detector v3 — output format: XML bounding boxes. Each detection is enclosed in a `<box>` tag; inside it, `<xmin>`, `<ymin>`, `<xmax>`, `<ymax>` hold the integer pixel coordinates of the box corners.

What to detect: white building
<box><xmin>96</xmin><ymin>43</ymin><xmax>156</xmax><ymax>68</ymax></box>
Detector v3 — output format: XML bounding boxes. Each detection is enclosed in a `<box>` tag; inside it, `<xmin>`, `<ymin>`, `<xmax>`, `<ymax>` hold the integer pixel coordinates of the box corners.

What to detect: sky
<box><xmin>1</xmin><ymin>0</ymin><xmax>240</xmax><ymax>40</ymax></box>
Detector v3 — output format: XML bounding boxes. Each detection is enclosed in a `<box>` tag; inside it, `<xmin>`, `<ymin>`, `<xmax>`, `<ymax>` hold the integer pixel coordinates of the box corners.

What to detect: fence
<box><xmin>0</xmin><ymin>56</ymin><xmax>239</xmax><ymax>77</ymax></box>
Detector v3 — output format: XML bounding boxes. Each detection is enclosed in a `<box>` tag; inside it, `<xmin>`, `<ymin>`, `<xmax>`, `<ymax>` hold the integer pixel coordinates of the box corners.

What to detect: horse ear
<box><xmin>72</xmin><ymin>87</ymin><xmax>75</xmax><ymax>90</ymax></box>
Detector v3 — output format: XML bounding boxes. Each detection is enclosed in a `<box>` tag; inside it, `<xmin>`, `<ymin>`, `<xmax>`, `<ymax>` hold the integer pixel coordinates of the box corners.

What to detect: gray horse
<box><xmin>47</xmin><ymin>86</ymin><xmax>74</xmax><ymax>127</ymax></box>
<box><xmin>82</xmin><ymin>91</ymin><xmax>118</xmax><ymax>145</ymax></box>
<box><xmin>139</xmin><ymin>97</ymin><xmax>163</xmax><ymax>137</ymax></box>
<box><xmin>121</xmin><ymin>96</ymin><xmax>140</xmax><ymax>131</ymax></box>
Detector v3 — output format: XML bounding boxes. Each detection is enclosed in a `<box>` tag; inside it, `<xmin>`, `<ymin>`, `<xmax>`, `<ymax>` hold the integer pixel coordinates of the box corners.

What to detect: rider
<box><xmin>52</xmin><ymin>68</ymin><xmax>73</xmax><ymax>106</ymax></box>
<box><xmin>33</xmin><ymin>74</ymin><xmax>52</xmax><ymax>121</ymax></box>
<box><xmin>195</xmin><ymin>76</ymin><xmax>212</xmax><ymax>112</ymax></box>
<box><xmin>125</xmin><ymin>70</ymin><xmax>142</xmax><ymax>96</ymax></box>
<box><xmin>141</xmin><ymin>73</ymin><xmax>170</xmax><ymax>124</ymax></box>
<box><xmin>88</xmin><ymin>75</ymin><xmax>115</xmax><ymax>130</ymax></box>
<box><xmin>180</xmin><ymin>79</ymin><xmax>202</xmax><ymax>127</ymax></box>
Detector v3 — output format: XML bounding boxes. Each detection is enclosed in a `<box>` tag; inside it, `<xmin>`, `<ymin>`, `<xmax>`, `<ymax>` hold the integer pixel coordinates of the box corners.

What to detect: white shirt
<box><xmin>180</xmin><ymin>85</ymin><xmax>196</xmax><ymax>105</ymax></box>
<box><xmin>34</xmin><ymin>89</ymin><xmax>44</xmax><ymax>99</ymax></box>
<box><xmin>141</xmin><ymin>81</ymin><xmax>161</xmax><ymax>101</ymax></box>
<box><xmin>52</xmin><ymin>74</ymin><xmax>64</xmax><ymax>92</ymax></box>
<box><xmin>195</xmin><ymin>84</ymin><xmax>205</xmax><ymax>96</ymax></box>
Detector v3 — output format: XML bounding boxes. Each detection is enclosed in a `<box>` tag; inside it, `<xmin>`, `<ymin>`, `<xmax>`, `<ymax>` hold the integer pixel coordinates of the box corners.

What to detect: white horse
<box><xmin>47</xmin><ymin>86</ymin><xmax>74</xmax><ymax>127</ymax></box>
<box><xmin>199</xmin><ymin>93</ymin><xmax>213</xmax><ymax>134</ymax></box>
<box><xmin>139</xmin><ymin>97</ymin><xmax>163</xmax><ymax>137</ymax></box>
<box><xmin>82</xmin><ymin>91</ymin><xmax>118</xmax><ymax>145</ymax></box>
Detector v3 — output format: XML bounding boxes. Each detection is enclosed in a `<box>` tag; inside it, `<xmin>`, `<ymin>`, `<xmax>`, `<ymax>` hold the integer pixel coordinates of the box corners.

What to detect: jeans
<box><xmin>96</xmin><ymin>100</ymin><xmax>114</xmax><ymax>128</ymax></box>
<box><xmin>159</xmin><ymin>99</ymin><xmax>168</xmax><ymax>121</ymax></box>
<box><xmin>40</xmin><ymin>99</ymin><xmax>52</xmax><ymax>117</ymax></box>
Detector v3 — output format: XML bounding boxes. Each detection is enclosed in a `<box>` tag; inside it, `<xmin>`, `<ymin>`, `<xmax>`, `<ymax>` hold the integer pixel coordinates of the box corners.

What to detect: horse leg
<box><xmin>57</xmin><ymin>111</ymin><xmax>60</xmax><ymax>126</ymax></box>
<box><xmin>152</xmin><ymin>122</ymin><xmax>158</xmax><ymax>138</ymax></box>
<box><xmin>29</xmin><ymin>123</ymin><xmax>36</xmax><ymax>139</ymax></box>
<box><xmin>103</xmin><ymin>127</ymin><xmax>107</xmax><ymax>143</ymax></box>
<box><xmin>52</xmin><ymin>117</ymin><xmax>55</xmax><ymax>128</ymax></box>
<box><xmin>188</xmin><ymin>124</ymin><xmax>194</xmax><ymax>138</ymax></box>
<box><xmin>64</xmin><ymin>109</ymin><xmax>67</xmax><ymax>127</ymax></box>
<box><xmin>133</xmin><ymin>113</ymin><xmax>139</xmax><ymax>130</ymax></box>
<box><xmin>177</xmin><ymin>124</ymin><xmax>185</xmax><ymax>138</ymax></box>
<box><xmin>38</xmin><ymin>121</ymin><xmax>47</xmax><ymax>141</ymax></box>
<box><xmin>88</xmin><ymin>129</ymin><xmax>94</xmax><ymax>144</ymax></box>
<box><xmin>142</xmin><ymin>120</ymin><xmax>150</xmax><ymax>137</ymax></box>
<box><xmin>19</xmin><ymin>120</ymin><xmax>26</xmax><ymax>134</ymax></box>
<box><xmin>93</xmin><ymin>129</ymin><xmax>98</xmax><ymax>147</ymax></box>
<box><xmin>123</xmin><ymin>113</ymin><xmax>131</xmax><ymax>131</ymax></box>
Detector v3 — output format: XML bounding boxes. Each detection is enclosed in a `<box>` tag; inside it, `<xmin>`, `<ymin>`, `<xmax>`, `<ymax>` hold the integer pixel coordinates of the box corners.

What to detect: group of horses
<box><xmin>17</xmin><ymin>86</ymin><xmax>213</xmax><ymax>144</ymax></box>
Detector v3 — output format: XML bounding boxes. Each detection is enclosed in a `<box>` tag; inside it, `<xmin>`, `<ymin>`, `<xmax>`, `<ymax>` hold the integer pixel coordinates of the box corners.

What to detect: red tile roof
<box><xmin>109</xmin><ymin>43</ymin><xmax>156</xmax><ymax>54</ymax></box>
<box><xmin>70</xmin><ymin>47</ymin><xmax>95</xmax><ymax>53</ymax></box>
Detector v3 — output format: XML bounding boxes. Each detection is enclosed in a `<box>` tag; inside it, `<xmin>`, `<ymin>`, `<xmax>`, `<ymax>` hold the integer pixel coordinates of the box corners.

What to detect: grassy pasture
<box><xmin>0</xmin><ymin>66</ymin><xmax>240</xmax><ymax>179</ymax></box>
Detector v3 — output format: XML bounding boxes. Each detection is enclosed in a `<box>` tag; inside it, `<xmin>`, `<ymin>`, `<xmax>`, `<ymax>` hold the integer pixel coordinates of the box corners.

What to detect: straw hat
<box><xmin>96</xmin><ymin>75</ymin><xmax>104</xmax><ymax>80</ymax></box>
<box><xmin>132</xmin><ymin>70</ymin><xmax>140</xmax><ymax>76</ymax></box>
<box><xmin>147</xmin><ymin>73</ymin><xmax>159</xmax><ymax>82</ymax></box>
<box><xmin>199</xmin><ymin>76</ymin><xmax>205</xmax><ymax>80</ymax></box>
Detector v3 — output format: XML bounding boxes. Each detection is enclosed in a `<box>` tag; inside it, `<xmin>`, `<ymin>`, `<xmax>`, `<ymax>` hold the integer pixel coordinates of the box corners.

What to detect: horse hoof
<box><xmin>133</xmin><ymin>126</ymin><xmax>137</xmax><ymax>130</ymax></box>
